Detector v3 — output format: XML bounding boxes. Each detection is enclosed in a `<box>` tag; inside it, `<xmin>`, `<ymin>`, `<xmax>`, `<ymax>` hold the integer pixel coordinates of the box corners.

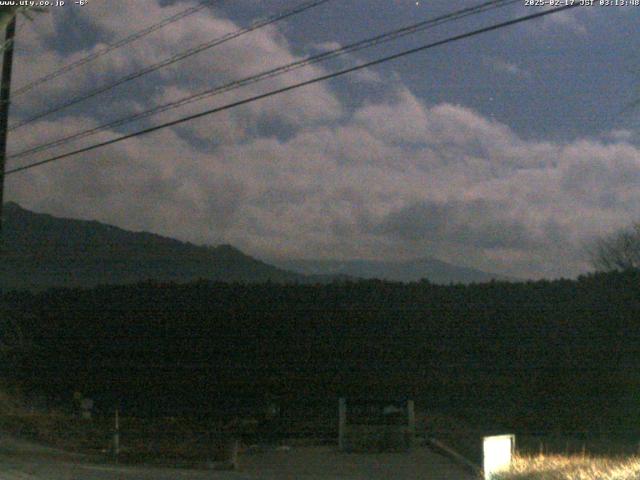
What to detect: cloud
<box><xmin>310</xmin><ymin>40</ymin><xmax>383</xmax><ymax>85</ymax></box>
<box><xmin>606</xmin><ymin>129</ymin><xmax>638</xmax><ymax>143</ymax></box>
<box><xmin>6</xmin><ymin>1</ymin><xmax>640</xmax><ymax>280</ymax></box>
<box><xmin>374</xmin><ymin>199</ymin><xmax>538</xmax><ymax>249</ymax></box>
<box><xmin>543</xmin><ymin>9</ymin><xmax>587</xmax><ymax>35</ymax></box>
<box><xmin>484</xmin><ymin>56</ymin><xmax>529</xmax><ymax>78</ymax></box>
<box><xmin>11</xmin><ymin>1</ymin><xmax>342</xmax><ymax>131</ymax></box>
<box><xmin>525</xmin><ymin>5</ymin><xmax>590</xmax><ymax>35</ymax></box>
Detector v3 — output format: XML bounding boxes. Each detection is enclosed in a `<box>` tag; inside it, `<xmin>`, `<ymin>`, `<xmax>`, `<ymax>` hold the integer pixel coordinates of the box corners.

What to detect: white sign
<box><xmin>483</xmin><ymin>434</ymin><xmax>515</xmax><ymax>480</ymax></box>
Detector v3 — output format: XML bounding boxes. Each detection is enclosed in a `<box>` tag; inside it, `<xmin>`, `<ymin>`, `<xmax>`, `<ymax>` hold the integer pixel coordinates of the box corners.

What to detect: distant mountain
<box><xmin>271</xmin><ymin>257</ymin><xmax>514</xmax><ymax>285</ymax></box>
<box><xmin>0</xmin><ymin>202</ymin><xmax>311</xmax><ymax>290</ymax></box>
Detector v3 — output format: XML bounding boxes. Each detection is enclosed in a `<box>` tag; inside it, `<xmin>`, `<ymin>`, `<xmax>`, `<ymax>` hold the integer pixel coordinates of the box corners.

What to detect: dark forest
<box><xmin>2</xmin><ymin>270</ymin><xmax>639</xmax><ymax>437</ymax></box>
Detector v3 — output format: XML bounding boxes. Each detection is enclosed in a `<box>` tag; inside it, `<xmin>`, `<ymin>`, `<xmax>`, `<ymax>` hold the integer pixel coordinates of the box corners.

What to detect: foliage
<box><xmin>2</xmin><ymin>270</ymin><xmax>640</xmax><ymax>438</ymax></box>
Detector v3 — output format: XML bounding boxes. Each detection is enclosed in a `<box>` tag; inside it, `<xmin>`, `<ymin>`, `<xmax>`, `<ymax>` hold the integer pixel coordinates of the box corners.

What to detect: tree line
<box><xmin>1</xmin><ymin>269</ymin><xmax>639</xmax><ymax>436</ymax></box>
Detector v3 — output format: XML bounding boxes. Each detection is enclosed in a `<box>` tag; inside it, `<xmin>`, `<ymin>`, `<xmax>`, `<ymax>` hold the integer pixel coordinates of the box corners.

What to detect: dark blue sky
<box><xmin>216</xmin><ymin>0</ymin><xmax>640</xmax><ymax>141</ymax></box>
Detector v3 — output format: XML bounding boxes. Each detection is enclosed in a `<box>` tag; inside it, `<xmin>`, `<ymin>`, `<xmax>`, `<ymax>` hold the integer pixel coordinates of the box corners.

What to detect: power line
<box><xmin>5</xmin><ymin>4</ymin><xmax>579</xmax><ymax>176</ymax></box>
<box><xmin>9</xmin><ymin>0</ymin><xmax>520</xmax><ymax>162</ymax></box>
<box><xmin>9</xmin><ymin>0</ymin><xmax>216</xmax><ymax>99</ymax></box>
<box><xmin>8</xmin><ymin>0</ymin><xmax>334</xmax><ymax>131</ymax></box>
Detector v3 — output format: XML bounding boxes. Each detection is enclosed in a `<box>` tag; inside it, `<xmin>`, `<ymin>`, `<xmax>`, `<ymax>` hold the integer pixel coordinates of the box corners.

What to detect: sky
<box><xmin>4</xmin><ymin>0</ymin><xmax>640</xmax><ymax>279</ymax></box>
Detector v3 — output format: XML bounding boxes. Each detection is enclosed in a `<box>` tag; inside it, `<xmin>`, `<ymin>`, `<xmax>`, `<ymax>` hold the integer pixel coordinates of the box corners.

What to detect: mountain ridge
<box><xmin>0</xmin><ymin>202</ymin><xmax>309</xmax><ymax>290</ymax></box>
<box><xmin>0</xmin><ymin>202</ymin><xmax>513</xmax><ymax>290</ymax></box>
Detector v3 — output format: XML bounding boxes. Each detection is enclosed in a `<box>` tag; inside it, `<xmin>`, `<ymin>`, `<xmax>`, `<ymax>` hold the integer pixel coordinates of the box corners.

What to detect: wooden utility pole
<box><xmin>0</xmin><ymin>15</ymin><xmax>16</xmax><ymax>248</ymax></box>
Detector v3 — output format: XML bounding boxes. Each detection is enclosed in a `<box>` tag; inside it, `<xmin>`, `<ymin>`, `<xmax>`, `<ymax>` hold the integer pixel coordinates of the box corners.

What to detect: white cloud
<box><xmin>606</xmin><ymin>128</ymin><xmax>637</xmax><ymax>143</ymax></box>
<box><xmin>484</xmin><ymin>56</ymin><xmax>529</xmax><ymax>78</ymax></box>
<box><xmin>6</xmin><ymin>0</ymin><xmax>640</xmax><ymax>280</ymax></box>
<box><xmin>524</xmin><ymin>5</ymin><xmax>590</xmax><ymax>35</ymax></box>
<box><xmin>543</xmin><ymin>9</ymin><xmax>587</xmax><ymax>35</ymax></box>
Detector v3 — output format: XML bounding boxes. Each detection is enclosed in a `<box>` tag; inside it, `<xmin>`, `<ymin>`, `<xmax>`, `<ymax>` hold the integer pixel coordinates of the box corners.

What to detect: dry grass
<box><xmin>493</xmin><ymin>454</ymin><xmax>640</xmax><ymax>480</ymax></box>
<box><xmin>0</xmin><ymin>411</ymin><xmax>235</xmax><ymax>464</ymax></box>
<box><xmin>0</xmin><ymin>411</ymin><xmax>112</xmax><ymax>453</ymax></box>
<box><xmin>0</xmin><ymin>386</ymin><xmax>235</xmax><ymax>466</ymax></box>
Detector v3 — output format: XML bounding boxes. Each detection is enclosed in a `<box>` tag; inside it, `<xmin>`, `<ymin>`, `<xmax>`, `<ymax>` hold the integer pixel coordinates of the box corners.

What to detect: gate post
<box><xmin>338</xmin><ymin>398</ymin><xmax>346</xmax><ymax>451</ymax></box>
<box><xmin>407</xmin><ymin>400</ymin><xmax>415</xmax><ymax>449</ymax></box>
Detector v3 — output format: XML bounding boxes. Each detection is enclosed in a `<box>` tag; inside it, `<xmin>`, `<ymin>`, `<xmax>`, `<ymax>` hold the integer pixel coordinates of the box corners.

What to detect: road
<box><xmin>0</xmin><ymin>436</ymin><xmax>478</xmax><ymax>479</ymax></box>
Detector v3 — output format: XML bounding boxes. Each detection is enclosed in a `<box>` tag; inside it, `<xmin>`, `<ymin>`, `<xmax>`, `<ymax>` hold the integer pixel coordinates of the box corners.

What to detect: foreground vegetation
<box><xmin>0</xmin><ymin>386</ymin><xmax>234</xmax><ymax>466</ymax></box>
<box><xmin>494</xmin><ymin>454</ymin><xmax>640</xmax><ymax>480</ymax></box>
<box><xmin>2</xmin><ymin>270</ymin><xmax>640</xmax><ymax>438</ymax></box>
<box><xmin>5</xmin><ymin>387</ymin><xmax>640</xmax><ymax>477</ymax></box>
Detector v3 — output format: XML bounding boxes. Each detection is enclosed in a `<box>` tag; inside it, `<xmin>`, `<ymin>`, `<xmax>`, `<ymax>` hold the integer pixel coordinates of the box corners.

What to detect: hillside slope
<box><xmin>0</xmin><ymin>203</ymin><xmax>307</xmax><ymax>290</ymax></box>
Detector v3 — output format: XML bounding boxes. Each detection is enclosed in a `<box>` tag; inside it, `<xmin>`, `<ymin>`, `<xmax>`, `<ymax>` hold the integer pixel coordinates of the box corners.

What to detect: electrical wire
<box><xmin>8</xmin><ymin>0</ymin><xmax>334</xmax><ymax>131</ymax></box>
<box><xmin>8</xmin><ymin>0</ymin><xmax>519</xmax><ymax>161</ymax></box>
<box><xmin>10</xmin><ymin>0</ymin><xmax>217</xmax><ymax>99</ymax></box>
<box><xmin>5</xmin><ymin>4</ymin><xmax>580</xmax><ymax>176</ymax></box>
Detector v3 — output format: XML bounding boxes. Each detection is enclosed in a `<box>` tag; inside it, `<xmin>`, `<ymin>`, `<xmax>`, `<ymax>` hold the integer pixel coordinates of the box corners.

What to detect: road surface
<box><xmin>0</xmin><ymin>435</ymin><xmax>478</xmax><ymax>479</ymax></box>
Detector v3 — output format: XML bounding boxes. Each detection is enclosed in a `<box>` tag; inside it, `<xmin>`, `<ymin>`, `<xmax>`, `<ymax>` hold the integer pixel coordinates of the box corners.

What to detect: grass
<box><xmin>0</xmin><ymin>411</ymin><xmax>112</xmax><ymax>453</ymax></box>
<box><xmin>0</xmin><ymin>386</ymin><xmax>236</xmax><ymax>467</ymax></box>
<box><xmin>493</xmin><ymin>453</ymin><xmax>640</xmax><ymax>480</ymax></box>
<box><xmin>5</xmin><ymin>387</ymin><xmax>640</xmax><ymax>477</ymax></box>
<box><xmin>0</xmin><ymin>411</ymin><xmax>236</xmax><ymax>465</ymax></box>
<box><xmin>418</xmin><ymin>410</ymin><xmax>640</xmax><ymax>479</ymax></box>
<box><xmin>517</xmin><ymin>434</ymin><xmax>640</xmax><ymax>458</ymax></box>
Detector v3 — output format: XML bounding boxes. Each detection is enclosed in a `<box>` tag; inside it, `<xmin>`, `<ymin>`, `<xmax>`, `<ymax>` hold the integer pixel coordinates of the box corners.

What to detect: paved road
<box><xmin>0</xmin><ymin>436</ymin><xmax>477</xmax><ymax>479</ymax></box>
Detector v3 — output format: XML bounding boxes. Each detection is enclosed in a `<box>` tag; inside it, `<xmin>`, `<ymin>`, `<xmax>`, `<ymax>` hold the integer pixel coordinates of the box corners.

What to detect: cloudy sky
<box><xmin>5</xmin><ymin>0</ymin><xmax>640</xmax><ymax>279</ymax></box>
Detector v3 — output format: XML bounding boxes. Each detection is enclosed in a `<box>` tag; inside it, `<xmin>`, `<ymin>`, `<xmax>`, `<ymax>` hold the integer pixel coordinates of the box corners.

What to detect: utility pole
<box><xmin>0</xmin><ymin>14</ymin><xmax>16</xmax><ymax>249</ymax></box>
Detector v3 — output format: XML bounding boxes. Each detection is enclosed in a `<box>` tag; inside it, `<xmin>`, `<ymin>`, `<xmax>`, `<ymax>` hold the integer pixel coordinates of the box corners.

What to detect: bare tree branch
<box><xmin>588</xmin><ymin>222</ymin><xmax>640</xmax><ymax>272</ymax></box>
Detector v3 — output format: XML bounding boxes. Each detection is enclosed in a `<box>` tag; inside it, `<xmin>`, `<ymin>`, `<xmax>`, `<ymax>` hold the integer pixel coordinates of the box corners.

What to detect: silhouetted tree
<box><xmin>589</xmin><ymin>222</ymin><xmax>640</xmax><ymax>271</ymax></box>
